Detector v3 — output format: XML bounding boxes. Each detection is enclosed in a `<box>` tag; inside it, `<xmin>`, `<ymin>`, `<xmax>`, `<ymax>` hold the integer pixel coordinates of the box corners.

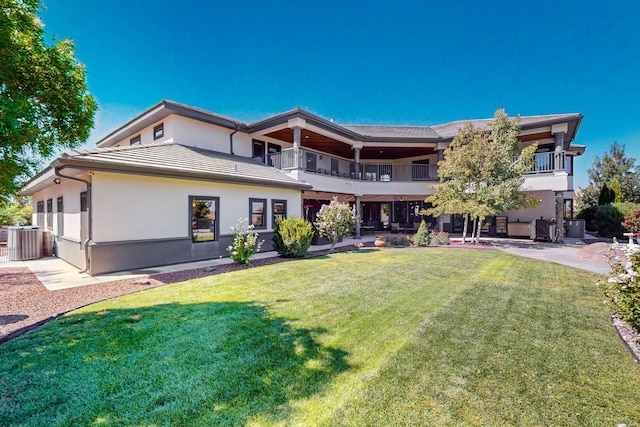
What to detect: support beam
<box><xmin>355</xmin><ymin>195</ymin><xmax>362</xmax><ymax>238</ymax></box>
<box><xmin>555</xmin><ymin>192</ymin><xmax>564</xmax><ymax>243</ymax></box>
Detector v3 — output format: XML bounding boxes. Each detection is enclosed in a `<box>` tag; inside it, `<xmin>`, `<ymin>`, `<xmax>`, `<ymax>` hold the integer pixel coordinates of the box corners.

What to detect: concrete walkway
<box><xmin>489</xmin><ymin>238</ymin><xmax>610</xmax><ymax>275</ymax></box>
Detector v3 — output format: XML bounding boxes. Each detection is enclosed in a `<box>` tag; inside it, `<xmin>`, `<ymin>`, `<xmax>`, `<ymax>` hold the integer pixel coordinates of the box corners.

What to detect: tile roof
<box><xmin>340</xmin><ymin>125</ymin><xmax>441</xmax><ymax>139</ymax></box>
<box><xmin>59</xmin><ymin>142</ymin><xmax>311</xmax><ymax>189</ymax></box>
<box><xmin>342</xmin><ymin>113</ymin><xmax>582</xmax><ymax>140</ymax></box>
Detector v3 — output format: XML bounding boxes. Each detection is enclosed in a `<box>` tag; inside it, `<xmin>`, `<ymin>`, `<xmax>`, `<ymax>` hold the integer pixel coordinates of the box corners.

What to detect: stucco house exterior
<box><xmin>22</xmin><ymin>100</ymin><xmax>584</xmax><ymax>275</ymax></box>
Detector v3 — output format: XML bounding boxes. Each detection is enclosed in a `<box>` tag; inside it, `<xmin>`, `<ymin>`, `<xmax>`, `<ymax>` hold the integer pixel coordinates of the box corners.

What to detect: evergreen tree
<box><xmin>587</xmin><ymin>141</ymin><xmax>640</xmax><ymax>203</ymax></box>
<box><xmin>610</xmin><ymin>177</ymin><xmax>623</xmax><ymax>203</ymax></box>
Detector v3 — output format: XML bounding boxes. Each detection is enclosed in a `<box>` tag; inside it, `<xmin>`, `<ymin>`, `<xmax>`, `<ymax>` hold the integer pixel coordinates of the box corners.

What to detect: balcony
<box><xmin>267</xmin><ymin>148</ymin><xmax>438</xmax><ymax>182</ymax></box>
<box><xmin>523</xmin><ymin>151</ymin><xmax>569</xmax><ymax>174</ymax></box>
<box><xmin>266</xmin><ymin>148</ymin><xmax>570</xmax><ymax>192</ymax></box>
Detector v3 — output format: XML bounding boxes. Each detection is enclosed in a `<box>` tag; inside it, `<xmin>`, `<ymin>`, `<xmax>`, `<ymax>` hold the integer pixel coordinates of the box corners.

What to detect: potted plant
<box><xmin>374</xmin><ymin>235</ymin><xmax>387</xmax><ymax>248</ymax></box>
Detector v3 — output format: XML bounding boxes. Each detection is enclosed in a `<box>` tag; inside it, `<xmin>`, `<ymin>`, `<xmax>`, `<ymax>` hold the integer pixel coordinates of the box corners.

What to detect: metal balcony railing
<box><xmin>520</xmin><ymin>151</ymin><xmax>567</xmax><ymax>174</ymax></box>
<box><xmin>267</xmin><ymin>148</ymin><xmax>567</xmax><ymax>182</ymax></box>
<box><xmin>266</xmin><ymin>148</ymin><xmax>438</xmax><ymax>182</ymax></box>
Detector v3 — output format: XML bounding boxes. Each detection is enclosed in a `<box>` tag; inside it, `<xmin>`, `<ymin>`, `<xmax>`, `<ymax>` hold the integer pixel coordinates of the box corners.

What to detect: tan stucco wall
<box><xmin>91</xmin><ymin>172</ymin><xmax>302</xmax><ymax>242</ymax></box>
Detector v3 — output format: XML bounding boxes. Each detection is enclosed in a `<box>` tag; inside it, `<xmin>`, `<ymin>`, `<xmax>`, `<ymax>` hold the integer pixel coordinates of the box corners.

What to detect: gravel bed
<box><xmin>0</xmin><ymin>246</ymin><xmax>355</xmax><ymax>344</ymax></box>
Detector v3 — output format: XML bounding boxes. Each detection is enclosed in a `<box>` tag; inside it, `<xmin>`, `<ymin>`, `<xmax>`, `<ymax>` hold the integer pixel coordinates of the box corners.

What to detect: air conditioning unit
<box><xmin>7</xmin><ymin>226</ymin><xmax>43</xmax><ymax>261</ymax></box>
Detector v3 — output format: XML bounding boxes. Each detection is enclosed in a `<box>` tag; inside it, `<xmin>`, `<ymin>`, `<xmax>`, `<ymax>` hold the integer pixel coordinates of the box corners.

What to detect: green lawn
<box><xmin>1</xmin><ymin>249</ymin><xmax>639</xmax><ymax>426</ymax></box>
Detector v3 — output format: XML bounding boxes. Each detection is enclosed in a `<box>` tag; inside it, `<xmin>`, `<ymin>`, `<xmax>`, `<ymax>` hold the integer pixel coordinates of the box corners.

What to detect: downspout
<box><xmin>54</xmin><ymin>165</ymin><xmax>92</xmax><ymax>274</ymax></box>
<box><xmin>229</xmin><ymin>124</ymin><xmax>239</xmax><ymax>155</ymax></box>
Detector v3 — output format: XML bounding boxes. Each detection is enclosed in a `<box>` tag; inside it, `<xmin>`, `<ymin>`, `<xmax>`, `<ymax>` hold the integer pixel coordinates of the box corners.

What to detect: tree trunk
<box><xmin>462</xmin><ymin>214</ymin><xmax>469</xmax><ymax>244</ymax></box>
<box><xmin>474</xmin><ymin>218</ymin><xmax>483</xmax><ymax>245</ymax></box>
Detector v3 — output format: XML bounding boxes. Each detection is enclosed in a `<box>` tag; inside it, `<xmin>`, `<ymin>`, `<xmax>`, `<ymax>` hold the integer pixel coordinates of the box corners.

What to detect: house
<box><xmin>22</xmin><ymin>100</ymin><xmax>584</xmax><ymax>275</ymax></box>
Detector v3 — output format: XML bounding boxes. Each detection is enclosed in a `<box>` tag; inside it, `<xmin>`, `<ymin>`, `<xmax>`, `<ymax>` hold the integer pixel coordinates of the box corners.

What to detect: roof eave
<box><xmin>57</xmin><ymin>158</ymin><xmax>313</xmax><ymax>191</ymax></box>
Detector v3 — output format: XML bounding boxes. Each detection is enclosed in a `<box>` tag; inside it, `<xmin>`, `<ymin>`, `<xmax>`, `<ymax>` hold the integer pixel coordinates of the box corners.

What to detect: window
<box><xmin>36</xmin><ymin>201</ymin><xmax>45</xmax><ymax>227</ymax></box>
<box><xmin>153</xmin><ymin>123</ymin><xmax>164</xmax><ymax>140</ymax></box>
<box><xmin>57</xmin><ymin>197</ymin><xmax>64</xmax><ymax>236</ymax></box>
<box><xmin>272</xmin><ymin>199</ymin><xmax>287</xmax><ymax>227</ymax></box>
<box><xmin>564</xmin><ymin>199</ymin><xmax>574</xmax><ymax>218</ymax></box>
<box><xmin>252</xmin><ymin>140</ymin><xmax>265</xmax><ymax>163</ymax></box>
<box><xmin>249</xmin><ymin>198</ymin><xmax>266</xmax><ymax>229</ymax></box>
<box><xmin>80</xmin><ymin>192</ymin><xmax>87</xmax><ymax>212</ymax></box>
<box><xmin>46</xmin><ymin>199</ymin><xmax>53</xmax><ymax>230</ymax></box>
<box><xmin>267</xmin><ymin>143</ymin><xmax>281</xmax><ymax>166</ymax></box>
<box><xmin>190</xmin><ymin>196</ymin><xmax>218</xmax><ymax>242</ymax></box>
<box><xmin>130</xmin><ymin>135</ymin><xmax>141</xmax><ymax>145</ymax></box>
<box><xmin>80</xmin><ymin>192</ymin><xmax>88</xmax><ymax>248</ymax></box>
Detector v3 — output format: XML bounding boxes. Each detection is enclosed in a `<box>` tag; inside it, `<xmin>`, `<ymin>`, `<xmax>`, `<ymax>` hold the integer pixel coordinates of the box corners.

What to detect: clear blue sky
<box><xmin>40</xmin><ymin>0</ymin><xmax>640</xmax><ymax>188</ymax></box>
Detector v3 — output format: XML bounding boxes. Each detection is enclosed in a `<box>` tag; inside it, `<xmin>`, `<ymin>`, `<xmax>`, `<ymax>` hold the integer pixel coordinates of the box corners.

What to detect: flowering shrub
<box><xmin>314</xmin><ymin>197</ymin><xmax>358</xmax><ymax>250</ymax></box>
<box><xmin>622</xmin><ymin>206</ymin><xmax>640</xmax><ymax>236</ymax></box>
<box><xmin>227</xmin><ymin>218</ymin><xmax>264</xmax><ymax>265</ymax></box>
<box><xmin>599</xmin><ymin>240</ymin><xmax>640</xmax><ymax>331</ymax></box>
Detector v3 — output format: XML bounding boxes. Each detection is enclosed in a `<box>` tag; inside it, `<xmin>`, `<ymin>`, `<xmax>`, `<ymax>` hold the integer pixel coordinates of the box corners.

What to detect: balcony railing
<box><xmin>267</xmin><ymin>148</ymin><xmax>568</xmax><ymax>182</ymax></box>
<box><xmin>267</xmin><ymin>148</ymin><xmax>439</xmax><ymax>182</ymax></box>
<box><xmin>522</xmin><ymin>151</ymin><xmax>568</xmax><ymax>174</ymax></box>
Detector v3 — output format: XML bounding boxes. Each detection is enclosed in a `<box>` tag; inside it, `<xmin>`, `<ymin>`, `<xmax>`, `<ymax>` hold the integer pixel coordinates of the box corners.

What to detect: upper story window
<box><xmin>153</xmin><ymin>123</ymin><xmax>164</xmax><ymax>140</ymax></box>
<box><xmin>130</xmin><ymin>135</ymin><xmax>141</xmax><ymax>145</ymax></box>
<box><xmin>252</xmin><ymin>140</ymin><xmax>265</xmax><ymax>163</ymax></box>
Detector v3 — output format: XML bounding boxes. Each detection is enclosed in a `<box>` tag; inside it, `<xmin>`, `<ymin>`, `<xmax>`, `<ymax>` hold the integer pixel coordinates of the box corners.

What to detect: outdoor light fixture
<box><xmin>53</xmin><ymin>178</ymin><xmax>61</xmax><ymax>185</ymax></box>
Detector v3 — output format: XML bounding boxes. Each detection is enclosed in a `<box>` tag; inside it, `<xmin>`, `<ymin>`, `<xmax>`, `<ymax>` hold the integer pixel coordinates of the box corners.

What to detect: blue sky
<box><xmin>40</xmin><ymin>0</ymin><xmax>640</xmax><ymax>188</ymax></box>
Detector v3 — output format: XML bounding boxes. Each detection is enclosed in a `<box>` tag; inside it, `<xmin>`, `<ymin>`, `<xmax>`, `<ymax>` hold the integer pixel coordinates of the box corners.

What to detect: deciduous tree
<box><xmin>426</xmin><ymin>109</ymin><xmax>537</xmax><ymax>244</ymax></box>
<box><xmin>1</xmin><ymin>0</ymin><xmax>97</xmax><ymax>201</ymax></box>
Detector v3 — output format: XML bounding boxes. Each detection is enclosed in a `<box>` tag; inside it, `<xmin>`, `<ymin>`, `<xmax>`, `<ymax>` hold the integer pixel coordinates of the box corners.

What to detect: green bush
<box><xmin>600</xmin><ymin>242</ymin><xmax>640</xmax><ymax>331</ymax></box>
<box><xmin>429</xmin><ymin>231</ymin><xmax>450</xmax><ymax>245</ymax></box>
<box><xmin>592</xmin><ymin>202</ymin><xmax>637</xmax><ymax>237</ymax></box>
<box><xmin>388</xmin><ymin>234</ymin><xmax>411</xmax><ymax>247</ymax></box>
<box><xmin>273</xmin><ymin>216</ymin><xmax>314</xmax><ymax>258</ymax></box>
<box><xmin>414</xmin><ymin>220</ymin><xmax>430</xmax><ymax>246</ymax></box>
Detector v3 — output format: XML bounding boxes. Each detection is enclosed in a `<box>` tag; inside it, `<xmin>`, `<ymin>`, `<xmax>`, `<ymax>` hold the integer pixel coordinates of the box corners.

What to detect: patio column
<box><xmin>551</xmin><ymin>123</ymin><xmax>568</xmax><ymax>172</ymax></box>
<box><xmin>554</xmin><ymin>191</ymin><xmax>564</xmax><ymax>243</ymax></box>
<box><xmin>353</xmin><ymin>142</ymin><xmax>363</xmax><ymax>180</ymax></box>
<box><xmin>288</xmin><ymin>117</ymin><xmax>306</xmax><ymax>170</ymax></box>
<box><xmin>355</xmin><ymin>194</ymin><xmax>362</xmax><ymax>238</ymax></box>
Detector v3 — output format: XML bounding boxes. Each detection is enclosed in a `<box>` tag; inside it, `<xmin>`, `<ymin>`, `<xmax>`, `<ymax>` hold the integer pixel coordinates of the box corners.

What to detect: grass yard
<box><xmin>1</xmin><ymin>249</ymin><xmax>639</xmax><ymax>426</ymax></box>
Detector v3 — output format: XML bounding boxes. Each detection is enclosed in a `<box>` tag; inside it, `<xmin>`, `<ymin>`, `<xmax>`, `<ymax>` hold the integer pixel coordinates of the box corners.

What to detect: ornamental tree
<box><xmin>1</xmin><ymin>0</ymin><xmax>97</xmax><ymax>202</ymax></box>
<box><xmin>314</xmin><ymin>197</ymin><xmax>358</xmax><ymax>250</ymax></box>
<box><xmin>426</xmin><ymin>109</ymin><xmax>538</xmax><ymax>244</ymax></box>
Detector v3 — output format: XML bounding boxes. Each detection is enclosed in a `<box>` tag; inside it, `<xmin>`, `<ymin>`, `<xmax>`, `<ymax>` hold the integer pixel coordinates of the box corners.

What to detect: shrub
<box><xmin>622</xmin><ymin>206</ymin><xmax>640</xmax><ymax>235</ymax></box>
<box><xmin>273</xmin><ymin>216</ymin><xmax>314</xmax><ymax>258</ymax></box>
<box><xmin>429</xmin><ymin>231</ymin><xmax>450</xmax><ymax>245</ymax></box>
<box><xmin>388</xmin><ymin>234</ymin><xmax>411</xmax><ymax>247</ymax></box>
<box><xmin>593</xmin><ymin>202</ymin><xmax>637</xmax><ymax>237</ymax></box>
<box><xmin>414</xmin><ymin>220</ymin><xmax>430</xmax><ymax>246</ymax></box>
<box><xmin>314</xmin><ymin>197</ymin><xmax>358</xmax><ymax>250</ymax></box>
<box><xmin>599</xmin><ymin>241</ymin><xmax>640</xmax><ymax>331</ymax></box>
<box><xmin>227</xmin><ymin>218</ymin><xmax>264</xmax><ymax>265</ymax></box>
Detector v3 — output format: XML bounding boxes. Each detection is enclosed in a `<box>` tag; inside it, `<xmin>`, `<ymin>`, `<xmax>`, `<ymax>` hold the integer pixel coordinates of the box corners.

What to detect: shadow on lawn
<box><xmin>1</xmin><ymin>302</ymin><xmax>349</xmax><ymax>426</ymax></box>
